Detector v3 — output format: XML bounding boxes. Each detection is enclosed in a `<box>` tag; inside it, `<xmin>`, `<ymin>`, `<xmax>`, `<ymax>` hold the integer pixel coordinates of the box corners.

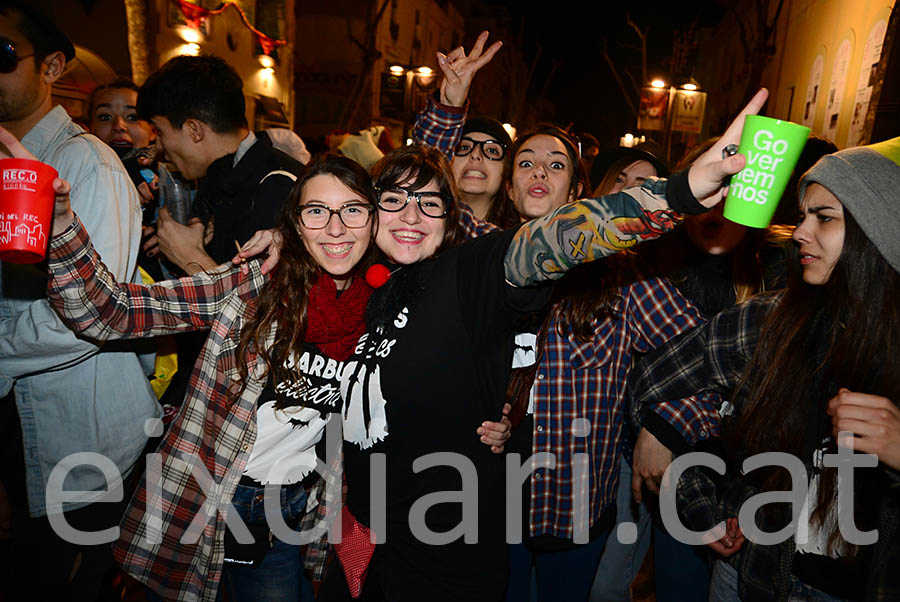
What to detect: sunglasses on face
<box><xmin>0</xmin><ymin>37</ymin><xmax>35</xmax><ymax>74</ymax></box>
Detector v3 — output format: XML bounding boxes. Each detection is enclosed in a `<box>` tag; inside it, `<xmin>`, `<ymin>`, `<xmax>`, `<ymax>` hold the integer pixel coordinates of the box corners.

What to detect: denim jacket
<box><xmin>0</xmin><ymin>106</ymin><xmax>160</xmax><ymax>516</ymax></box>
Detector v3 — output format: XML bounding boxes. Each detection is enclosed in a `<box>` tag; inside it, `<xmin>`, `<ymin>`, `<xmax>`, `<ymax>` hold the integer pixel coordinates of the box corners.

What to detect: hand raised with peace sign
<box><xmin>437</xmin><ymin>31</ymin><xmax>502</xmax><ymax>108</ymax></box>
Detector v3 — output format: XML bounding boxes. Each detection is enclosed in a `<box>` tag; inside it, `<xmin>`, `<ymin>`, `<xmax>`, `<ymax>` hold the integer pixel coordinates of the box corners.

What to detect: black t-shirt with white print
<box><xmin>243</xmin><ymin>343</ymin><xmax>345</xmax><ymax>486</ymax></box>
<box><xmin>339</xmin><ymin>229</ymin><xmax>549</xmax><ymax>596</ymax></box>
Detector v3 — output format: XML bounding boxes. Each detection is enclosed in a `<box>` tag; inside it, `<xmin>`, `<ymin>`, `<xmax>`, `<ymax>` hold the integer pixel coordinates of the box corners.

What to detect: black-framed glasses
<box><xmin>0</xmin><ymin>38</ymin><xmax>35</xmax><ymax>74</ymax></box>
<box><xmin>454</xmin><ymin>137</ymin><xmax>507</xmax><ymax>161</ymax></box>
<box><xmin>375</xmin><ymin>186</ymin><xmax>449</xmax><ymax>218</ymax></box>
<box><xmin>298</xmin><ymin>203</ymin><xmax>374</xmax><ymax>229</ymax></box>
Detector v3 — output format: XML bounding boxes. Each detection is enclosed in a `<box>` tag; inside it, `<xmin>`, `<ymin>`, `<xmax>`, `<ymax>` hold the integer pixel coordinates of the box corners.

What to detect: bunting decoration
<box><xmin>174</xmin><ymin>0</ymin><xmax>287</xmax><ymax>55</ymax></box>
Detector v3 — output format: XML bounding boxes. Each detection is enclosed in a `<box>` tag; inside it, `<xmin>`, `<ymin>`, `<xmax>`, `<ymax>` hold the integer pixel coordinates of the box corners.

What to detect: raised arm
<box><xmin>413</xmin><ymin>97</ymin><xmax>467</xmax><ymax>162</ymax></box>
<box><xmin>0</xmin><ymin>126</ymin><xmax>144</xmax><ymax>387</ymax></box>
<box><xmin>627</xmin><ymin>293</ymin><xmax>777</xmax><ymax>439</ymax></box>
<box><xmin>412</xmin><ymin>31</ymin><xmax>502</xmax><ymax>160</ymax></box>
<box><xmin>503</xmin><ymin>89</ymin><xmax>769</xmax><ymax>286</ymax></box>
<box><xmin>48</xmin><ymin>216</ymin><xmax>258</xmax><ymax>342</ymax></box>
<box><xmin>504</xmin><ymin>174</ymin><xmax>695</xmax><ymax>286</ymax></box>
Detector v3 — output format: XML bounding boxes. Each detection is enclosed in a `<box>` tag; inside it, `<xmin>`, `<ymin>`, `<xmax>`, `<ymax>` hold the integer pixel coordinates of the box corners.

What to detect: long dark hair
<box><xmin>726</xmin><ymin>209</ymin><xmax>900</xmax><ymax>553</ymax></box>
<box><xmin>235</xmin><ymin>154</ymin><xmax>377</xmax><ymax>398</ymax></box>
<box><xmin>509</xmin><ymin>126</ymin><xmax>601</xmax><ymax>336</ymax></box>
<box><xmin>371</xmin><ymin>145</ymin><xmax>465</xmax><ymax>253</ymax></box>
<box><xmin>484</xmin><ymin>159</ymin><xmax>520</xmax><ymax>229</ymax></box>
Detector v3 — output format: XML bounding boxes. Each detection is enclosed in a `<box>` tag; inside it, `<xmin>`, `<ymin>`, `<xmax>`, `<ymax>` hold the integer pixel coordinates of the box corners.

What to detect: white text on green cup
<box><xmin>731</xmin><ymin>130</ymin><xmax>791</xmax><ymax>205</ymax></box>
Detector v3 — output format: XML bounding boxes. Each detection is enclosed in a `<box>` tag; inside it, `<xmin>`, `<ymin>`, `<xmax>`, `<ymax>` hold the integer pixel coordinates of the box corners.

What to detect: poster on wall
<box><xmin>638</xmin><ymin>87</ymin><xmax>670</xmax><ymax>131</ymax></box>
<box><xmin>823</xmin><ymin>38</ymin><xmax>852</xmax><ymax>142</ymax></box>
<box><xmin>847</xmin><ymin>20</ymin><xmax>888</xmax><ymax>147</ymax></box>
<box><xmin>671</xmin><ymin>90</ymin><xmax>707</xmax><ymax>134</ymax></box>
<box><xmin>802</xmin><ymin>54</ymin><xmax>824</xmax><ymax>129</ymax></box>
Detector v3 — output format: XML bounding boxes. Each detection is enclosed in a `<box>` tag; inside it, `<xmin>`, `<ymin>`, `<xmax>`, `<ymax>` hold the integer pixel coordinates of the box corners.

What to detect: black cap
<box><xmin>3</xmin><ymin>1</ymin><xmax>76</xmax><ymax>62</ymax></box>
<box><xmin>591</xmin><ymin>145</ymin><xmax>670</xmax><ymax>188</ymax></box>
<box><xmin>462</xmin><ymin>115</ymin><xmax>513</xmax><ymax>149</ymax></box>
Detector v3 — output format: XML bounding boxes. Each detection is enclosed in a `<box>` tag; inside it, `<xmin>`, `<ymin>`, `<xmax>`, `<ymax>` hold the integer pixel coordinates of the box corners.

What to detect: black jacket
<box><xmin>193</xmin><ymin>131</ymin><xmax>303</xmax><ymax>264</ymax></box>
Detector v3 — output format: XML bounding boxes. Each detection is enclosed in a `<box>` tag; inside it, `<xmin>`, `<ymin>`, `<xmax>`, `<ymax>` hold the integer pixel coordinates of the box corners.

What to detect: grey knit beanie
<box><xmin>798</xmin><ymin>137</ymin><xmax>900</xmax><ymax>274</ymax></box>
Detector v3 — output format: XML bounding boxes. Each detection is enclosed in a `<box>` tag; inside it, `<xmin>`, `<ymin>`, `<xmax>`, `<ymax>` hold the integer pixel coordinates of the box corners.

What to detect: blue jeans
<box><xmin>709</xmin><ymin>559</ymin><xmax>850</xmax><ymax>602</ymax></box>
<box><xmin>221</xmin><ymin>480</ymin><xmax>315</xmax><ymax>602</ymax></box>
<box><xmin>653</xmin><ymin>521</ymin><xmax>710</xmax><ymax>602</ymax></box>
<box><xmin>506</xmin><ymin>533</ymin><xmax>609</xmax><ymax>602</ymax></box>
<box><xmin>146</xmin><ymin>481</ymin><xmax>315</xmax><ymax>602</ymax></box>
<box><xmin>708</xmin><ymin>560</ymin><xmax>741</xmax><ymax>602</ymax></box>
<box><xmin>590</xmin><ymin>458</ymin><xmax>652</xmax><ymax>602</ymax></box>
<box><xmin>591</xmin><ymin>458</ymin><xmax>710</xmax><ymax>602</ymax></box>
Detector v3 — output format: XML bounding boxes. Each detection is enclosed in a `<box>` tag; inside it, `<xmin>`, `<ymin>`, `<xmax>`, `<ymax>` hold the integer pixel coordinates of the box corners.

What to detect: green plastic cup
<box><xmin>723</xmin><ymin>115</ymin><xmax>810</xmax><ymax>228</ymax></box>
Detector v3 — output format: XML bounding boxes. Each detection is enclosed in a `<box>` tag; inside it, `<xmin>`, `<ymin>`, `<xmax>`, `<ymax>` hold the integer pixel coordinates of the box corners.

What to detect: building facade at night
<box><xmin>40</xmin><ymin>0</ymin><xmax>295</xmax><ymax>131</ymax></box>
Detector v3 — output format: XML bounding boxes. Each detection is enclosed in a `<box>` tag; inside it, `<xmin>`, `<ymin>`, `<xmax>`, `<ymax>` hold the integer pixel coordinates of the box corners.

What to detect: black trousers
<box><xmin>317</xmin><ymin>544</ymin><xmax>506</xmax><ymax>602</ymax></box>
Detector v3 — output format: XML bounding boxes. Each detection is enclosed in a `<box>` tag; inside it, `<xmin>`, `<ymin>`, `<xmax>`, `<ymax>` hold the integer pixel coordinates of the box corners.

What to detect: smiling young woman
<box><xmin>31</xmin><ymin>149</ymin><xmax>379</xmax><ymax>602</ymax></box>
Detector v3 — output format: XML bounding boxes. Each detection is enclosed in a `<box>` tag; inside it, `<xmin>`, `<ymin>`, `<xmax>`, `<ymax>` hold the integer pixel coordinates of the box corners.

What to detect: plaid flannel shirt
<box><xmin>627</xmin><ymin>291</ymin><xmax>779</xmax><ymax>450</ymax></box>
<box><xmin>412</xmin><ymin>95</ymin><xmax>710</xmax><ymax>537</ymax></box>
<box><xmin>412</xmin><ymin>94</ymin><xmax>466</xmax><ymax>159</ymax></box>
<box><xmin>412</xmin><ymin>95</ymin><xmax>500</xmax><ymax>239</ymax></box>
<box><xmin>46</xmin><ymin>219</ymin><xmax>340</xmax><ymax>602</ymax></box>
<box><xmin>529</xmin><ymin>277</ymin><xmax>703</xmax><ymax>539</ymax></box>
<box><xmin>627</xmin><ymin>291</ymin><xmax>900</xmax><ymax>601</ymax></box>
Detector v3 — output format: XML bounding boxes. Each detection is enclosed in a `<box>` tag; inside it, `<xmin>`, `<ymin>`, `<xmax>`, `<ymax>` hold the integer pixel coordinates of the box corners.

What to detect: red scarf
<box><xmin>305</xmin><ymin>273</ymin><xmax>371</xmax><ymax>361</ymax></box>
<box><xmin>307</xmin><ymin>274</ymin><xmax>377</xmax><ymax>596</ymax></box>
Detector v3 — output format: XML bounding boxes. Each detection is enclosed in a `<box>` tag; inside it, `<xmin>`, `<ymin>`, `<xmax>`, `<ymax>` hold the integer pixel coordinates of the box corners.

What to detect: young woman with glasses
<box><xmin>411</xmin><ymin>32</ymin><xmax>518</xmax><ymax>230</ymax></box>
<box><xmin>229</xmin><ymin>94</ymin><xmax>768</xmax><ymax>601</ymax></box>
<box><xmin>449</xmin><ymin>116</ymin><xmax>519</xmax><ymax>229</ymax></box>
<box><xmin>13</xmin><ymin>145</ymin><xmax>378</xmax><ymax>602</ymax></box>
<box><xmin>413</xmin><ymin>44</ymin><xmax>707</xmax><ymax>600</ymax></box>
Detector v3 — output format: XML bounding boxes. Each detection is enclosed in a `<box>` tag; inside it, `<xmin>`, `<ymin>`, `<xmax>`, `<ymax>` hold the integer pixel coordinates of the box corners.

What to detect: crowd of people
<box><xmin>0</xmin><ymin>3</ymin><xmax>898</xmax><ymax>602</ymax></box>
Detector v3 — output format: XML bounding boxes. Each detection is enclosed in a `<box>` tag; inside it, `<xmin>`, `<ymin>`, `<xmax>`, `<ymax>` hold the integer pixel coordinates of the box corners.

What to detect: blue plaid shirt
<box><xmin>528</xmin><ymin>277</ymin><xmax>704</xmax><ymax>539</ymax></box>
<box><xmin>413</xmin><ymin>94</ymin><xmax>705</xmax><ymax>539</ymax></box>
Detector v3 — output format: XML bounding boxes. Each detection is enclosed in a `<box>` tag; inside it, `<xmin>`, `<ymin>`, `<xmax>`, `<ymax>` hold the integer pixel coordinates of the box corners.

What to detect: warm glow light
<box><xmin>181</xmin><ymin>43</ymin><xmax>200</xmax><ymax>56</ymax></box>
<box><xmin>682</xmin><ymin>82</ymin><xmax>698</xmax><ymax>91</ymax></box>
<box><xmin>416</xmin><ymin>66</ymin><xmax>433</xmax><ymax>76</ymax></box>
<box><xmin>258</xmin><ymin>54</ymin><xmax>275</xmax><ymax>69</ymax></box>
<box><xmin>650</xmin><ymin>79</ymin><xmax>666</xmax><ymax>88</ymax></box>
<box><xmin>620</xmin><ymin>133</ymin><xmax>645</xmax><ymax>148</ymax></box>
<box><xmin>178</xmin><ymin>26</ymin><xmax>203</xmax><ymax>45</ymax></box>
<box><xmin>389</xmin><ymin>65</ymin><xmax>405</xmax><ymax>75</ymax></box>
<box><xmin>502</xmin><ymin>123</ymin><xmax>516</xmax><ymax>140</ymax></box>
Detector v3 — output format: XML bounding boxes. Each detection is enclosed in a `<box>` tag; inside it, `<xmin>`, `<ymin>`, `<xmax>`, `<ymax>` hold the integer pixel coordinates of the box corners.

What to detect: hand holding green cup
<box><xmin>723</xmin><ymin>115</ymin><xmax>810</xmax><ymax>228</ymax></box>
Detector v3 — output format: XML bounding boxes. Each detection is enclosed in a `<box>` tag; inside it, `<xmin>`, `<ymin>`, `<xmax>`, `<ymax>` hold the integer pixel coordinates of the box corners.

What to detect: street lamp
<box><xmin>638</xmin><ymin>78</ymin><xmax>707</xmax><ymax>161</ymax></box>
<box><xmin>383</xmin><ymin>64</ymin><xmax>436</xmax><ymax>143</ymax></box>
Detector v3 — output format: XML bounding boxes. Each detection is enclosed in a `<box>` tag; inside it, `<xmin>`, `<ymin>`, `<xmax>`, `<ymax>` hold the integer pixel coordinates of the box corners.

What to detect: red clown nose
<box><xmin>365</xmin><ymin>264</ymin><xmax>391</xmax><ymax>288</ymax></box>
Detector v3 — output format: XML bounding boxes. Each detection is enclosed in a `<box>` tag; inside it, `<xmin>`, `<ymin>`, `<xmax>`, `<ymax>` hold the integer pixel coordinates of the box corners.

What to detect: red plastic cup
<box><xmin>0</xmin><ymin>158</ymin><xmax>58</xmax><ymax>263</ymax></box>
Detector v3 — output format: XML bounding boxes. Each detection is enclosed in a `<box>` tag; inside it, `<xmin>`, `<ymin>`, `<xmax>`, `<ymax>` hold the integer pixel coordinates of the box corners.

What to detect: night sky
<box><xmin>478</xmin><ymin>0</ymin><xmax>727</xmax><ymax>146</ymax></box>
